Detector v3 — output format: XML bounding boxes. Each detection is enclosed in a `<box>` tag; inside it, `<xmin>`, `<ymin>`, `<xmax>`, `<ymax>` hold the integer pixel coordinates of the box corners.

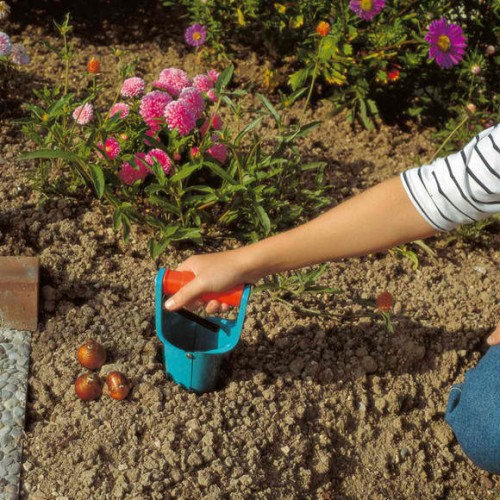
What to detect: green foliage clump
<box><xmin>169</xmin><ymin>0</ymin><xmax>499</xmax><ymax>129</ymax></box>
<box><xmin>19</xmin><ymin>16</ymin><xmax>328</xmax><ymax>258</ymax></box>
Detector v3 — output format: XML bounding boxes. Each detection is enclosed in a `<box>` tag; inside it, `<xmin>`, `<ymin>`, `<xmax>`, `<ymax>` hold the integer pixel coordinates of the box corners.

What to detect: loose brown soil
<box><xmin>1</xmin><ymin>3</ymin><xmax>499</xmax><ymax>498</ymax></box>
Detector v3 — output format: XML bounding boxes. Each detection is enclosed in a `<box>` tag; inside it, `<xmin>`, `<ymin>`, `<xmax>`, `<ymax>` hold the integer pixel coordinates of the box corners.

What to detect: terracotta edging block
<box><xmin>0</xmin><ymin>256</ymin><xmax>39</xmax><ymax>331</ymax></box>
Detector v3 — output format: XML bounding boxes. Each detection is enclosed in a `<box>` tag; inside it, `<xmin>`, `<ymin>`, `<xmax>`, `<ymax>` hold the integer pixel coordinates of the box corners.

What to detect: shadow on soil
<box><xmin>224</xmin><ymin>313</ymin><xmax>490</xmax><ymax>387</ymax></box>
<box><xmin>10</xmin><ymin>0</ymin><xmax>184</xmax><ymax>45</ymax></box>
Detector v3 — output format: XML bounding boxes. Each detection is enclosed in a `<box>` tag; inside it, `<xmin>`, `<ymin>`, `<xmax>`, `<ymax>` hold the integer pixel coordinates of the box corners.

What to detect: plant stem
<box><xmin>174</xmin><ymin>188</ymin><xmax>185</xmax><ymax>226</ymax></box>
<box><xmin>301</xmin><ymin>42</ymin><xmax>322</xmax><ymax>118</ymax></box>
<box><xmin>361</xmin><ymin>39</ymin><xmax>419</xmax><ymax>60</ymax></box>
<box><xmin>63</xmin><ymin>31</ymin><xmax>70</xmax><ymax>97</ymax></box>
<box><xmin>430</xmin><ymin>114</ymin><xmax>468</xmax><ymax>162</ymax></box>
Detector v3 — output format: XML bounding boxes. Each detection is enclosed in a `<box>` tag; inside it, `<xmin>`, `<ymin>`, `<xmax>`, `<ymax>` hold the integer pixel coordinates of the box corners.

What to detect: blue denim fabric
<box><xmin>445</xmin><ymin>345</ymin><xmax>500</xmax><ymax>474</ymax></box>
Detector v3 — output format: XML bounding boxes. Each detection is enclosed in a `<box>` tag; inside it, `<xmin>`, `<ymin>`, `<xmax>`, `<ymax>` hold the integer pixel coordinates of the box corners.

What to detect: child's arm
<box><xmin>166</xmin><ymin>124</ymin><xmax>499</xmax><ymax>339</ymax></box>
<box><xmin>166</xmin><ymin>175</ymin><xmax>437</xmax><ymax>311</ymax></box>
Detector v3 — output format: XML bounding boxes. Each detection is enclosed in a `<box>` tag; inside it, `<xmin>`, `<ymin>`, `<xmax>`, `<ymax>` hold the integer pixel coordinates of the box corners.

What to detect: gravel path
<box><xmin>0</xmin><ymin>329</ymin><xmax>31</xmax><ymax>500</ymax></box>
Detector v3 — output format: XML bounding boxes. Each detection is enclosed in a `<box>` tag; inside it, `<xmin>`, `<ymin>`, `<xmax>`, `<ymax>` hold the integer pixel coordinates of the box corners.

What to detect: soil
<box><xmin>1</xmin><ymin>2</ymin><xmax>499</xmax><ymax>498</ymax></box>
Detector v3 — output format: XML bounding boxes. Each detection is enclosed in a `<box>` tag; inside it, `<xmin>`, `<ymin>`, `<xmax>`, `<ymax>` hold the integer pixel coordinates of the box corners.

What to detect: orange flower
<box><xmin>376</xmin><ymin>291</ymin><xmax>393</xmax><ymax>312</ymax></box>
<box><xmin>87</xmin><ymin>57</ymin><xmax>100</xmax><ymax>75</ymax></box>
<box><xmin>387</xmin><ymin>68</ymin><xmax>400</xmax><ymax>82</ymax></box>
<box><xmin>316</xmin><ymin>21</ymin><xmax>330</xmax><ymax>37</ymax></box>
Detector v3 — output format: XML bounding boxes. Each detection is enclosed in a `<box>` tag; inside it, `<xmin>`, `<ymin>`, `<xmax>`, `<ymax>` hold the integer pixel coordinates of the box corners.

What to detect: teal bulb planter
<box><xmin>155</xmin><ymin>268</ymin><xmax>251</xmax><ymax>393</ymax></box>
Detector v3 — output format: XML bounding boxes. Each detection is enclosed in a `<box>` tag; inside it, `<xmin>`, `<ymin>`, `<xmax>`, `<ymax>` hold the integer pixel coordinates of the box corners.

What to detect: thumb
<box><xmin>486</xmin><ymin>322</ymin><xmax>500</xmax><ymax>346</ymax></box>
<box><xmin>164</xmin><ymin>278</ymin><xmax>205</xmax><ymax>311</ymax></box>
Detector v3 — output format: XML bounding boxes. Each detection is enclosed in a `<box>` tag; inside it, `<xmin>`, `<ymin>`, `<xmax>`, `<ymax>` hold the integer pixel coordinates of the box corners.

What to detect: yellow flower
<box><xmin>263</xmin><ymin>68</ymin><xmax>280</xmax><ymax>91</ymax></box>
<box><xmin>41</xmin><ymin>114</ymin><xmax>49</xmax><ymax>122</ymax></box>
<box><xmin>274</xmin><ymin>3</ymin><xmax>287</xmax><ymax>14</ymax></box>
<box><xmin>293</xmin><ymin>15</ymin><xmax>304</xmax><ymax>29</ymax></box>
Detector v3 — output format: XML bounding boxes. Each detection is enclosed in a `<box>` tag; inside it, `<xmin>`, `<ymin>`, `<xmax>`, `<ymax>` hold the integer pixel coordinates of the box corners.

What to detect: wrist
<box><xmin>230</xmin><ymin>244</ymin><xmax>269</xmax><ymax>284</ymax></box>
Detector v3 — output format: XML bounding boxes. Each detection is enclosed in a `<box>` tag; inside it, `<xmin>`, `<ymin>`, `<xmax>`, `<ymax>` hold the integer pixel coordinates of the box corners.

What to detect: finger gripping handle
<box><xmin>162</xmin><ymin>268</ymin><xmax>244</xmax><ymax>307</ymax></box>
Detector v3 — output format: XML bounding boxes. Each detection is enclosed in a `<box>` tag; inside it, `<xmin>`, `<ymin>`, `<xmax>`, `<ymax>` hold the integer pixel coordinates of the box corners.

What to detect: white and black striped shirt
<box><xmin>401</xmin><ymin>124</ymin><xmax>500</xmax><ymax>231</ymax></box>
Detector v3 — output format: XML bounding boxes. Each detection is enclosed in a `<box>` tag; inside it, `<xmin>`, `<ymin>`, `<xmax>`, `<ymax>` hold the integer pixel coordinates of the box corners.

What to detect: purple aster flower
<box><xmin>424</xmin><ymin>18</ymin><xmax>467</xmax><ymax>69</ymax></box>
<box><xmin>349</xmin><ymin>0</ymin><xmax>385</xmax><ymax>21</ymax></box>
<box><xmin>184</xmin><ymin>23</ymin><xmax>207</xmax><ymax>47</ymax></box>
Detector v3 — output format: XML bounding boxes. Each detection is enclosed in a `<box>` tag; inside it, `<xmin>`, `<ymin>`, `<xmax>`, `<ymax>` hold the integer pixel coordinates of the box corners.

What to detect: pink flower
<box><xmin>11</xmin><ymin>44</ymin><xmax>29</xmax><ymax>65</ymax></box>
<box><xmin>207</xmin><ymin>69</ymin><xmax>219</xmax><ymax>83</ymax></box>
<box><xmin>121</xmin><ymin>77</ymin><xmax>146</xmax><ymax>98</ymax></box>
<box><xmin>119</xmin><ymin>153</ymin><xmax>150</xmax><ymax>185</ymax></box>
<box><xmin>200</xmin><ymin>113</ymin><xmax>223</xmax><ymax>136</ymax></box>
<box><xmin>0</xmin><ymin>32</ymin><xmax>12</xmax><ymax>57</ymax></box>
<box><xmin>206</xmin><ymin>89</ymin><xmax>218</xmax><ymax>103</ymax></box>
<box><xmin>164</xmin><ymin>100</ymin><xmax>196</xmax><ymax>136</ymax></box>
<box><xmin>179</xmin><ymin>87</ymin><xmax>205</xmax><ymax>119</ymax></box>
<box><xmin>72</xmin><ymin>103</ymin><xmax>94</xmax><ymax>125</ymax></box>
<box><xmin>207</xmin><ymin>143</ymin><xmax>228</xmax><ymax>164</ymax></box>
<box><xmin>146</xmin><ymin>148</ymin><xmax>173</xmax><ymax>175</ymax></box>
<box><xmin>98</xmin><ymin>137</ymin><xmax>121</xmax><ymax>160</ymax></box>
<box><xmin>109</xmin><ymin>102</ymin><xmax>129</xmax><ymax>119</ymax></box>
<box><xmin>139</xmin><ymin>90</ymin><xmax>172</xmax><ymax>128</ymax></box>
<box><xmin>190</xmin><ymin>146</ymin><xmax>200</xmax><ymax>159</ymax></box>
<box><xmin>193</xmin><ymin>74</ymin><xmax>213</xmax><ymax>93</ymax></box>
<box><xmin>153</xmin><ymin>68</ymin><xmax>191</xmax><ymax>97</ymax></box>
<box><xmin>173</xmin><ymin>152</ymin><xmax>182</xmax><ymax>162</ymax></box>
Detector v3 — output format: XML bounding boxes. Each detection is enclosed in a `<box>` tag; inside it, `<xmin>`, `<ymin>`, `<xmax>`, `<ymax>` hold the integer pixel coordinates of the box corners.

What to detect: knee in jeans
<box><xmin>445</xmin><ymin>346</ymin><xmax>500</xmax><ymax>474</ymax></box>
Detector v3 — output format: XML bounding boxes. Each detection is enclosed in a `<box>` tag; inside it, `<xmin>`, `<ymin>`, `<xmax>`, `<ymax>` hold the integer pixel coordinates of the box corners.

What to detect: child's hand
<box><xmin>486</xmin><ymin>322</ymin><xmax>500</xmax><ymax>346</ymax></box>
<box><xmin>164</xmin><ymin>250</ymin><xmax>253</xmax><ymax>314</ymax></box>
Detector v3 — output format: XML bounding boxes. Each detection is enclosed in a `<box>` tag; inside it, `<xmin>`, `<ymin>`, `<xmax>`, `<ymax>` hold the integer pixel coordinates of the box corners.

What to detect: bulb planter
<box><xmin>155</xmin><ymin>268</ymin><xmax>251</xmax><ymax>393</ymax></box>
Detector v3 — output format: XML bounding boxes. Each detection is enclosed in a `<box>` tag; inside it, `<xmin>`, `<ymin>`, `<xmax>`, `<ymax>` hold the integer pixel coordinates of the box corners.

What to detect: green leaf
<box><xmin>148</xmin><ymin>195</ymin><xmax>180</xmax><ymax>215</ymax></box>
<box><xmin>148</xmin><ymin>158</ymin><xmax>167</xmax><ymax>184</ymax></box>
<box><xmin>88</xmin><ymin>164</ymin><xmax>105</xmax><ymax>198</ymax></box>
<box><xmin>358</xmin><ymin>99</ymin><xmax>374</xmax><ymax>131</ymax></box>
<box><xmin>20</xmin><ymin>149</ymin><xmax>79</xmax><ymax>162</ymax></box>
<box><xmin>184</xmin><ymin>185</ymin><xmax>215</xmax><ymax>194</ymax></box>
<box><xmin>113</xmin><ymin>208</ymin><xmax>131</xmax><ymax>241</ymax></box>
<box><xmin>319</xmin><ymin>37</ymin><xmax>337</xmax><ymax>59</ymax></box>
<box><xmin>257</xmin><ymin>93</ymin><xmax>281</xmax><ymax>126</ymax></box>
<box><xmin>366</xmin><ymin>99</ymin><xmax>379</xmax><ymax>116</ymax></box>
<box><xmin>234</xmin><ymin>116</ymin><xmax>263</xmax><ymax>145</ymax></box>
<box><xmin>301</xmin><ymin>161</ymin><xmax>326</xmax><ymax>171</ymax></box>
<box><xmin>253</xmin><ymin>203</ymin><xmax>271</xmax><ymax>235</ymax></box>
<box><xmin>215</xmin><ymin>65</ymin><xmax>234</xmax><ymax>93</ymax></box>
<box><xmin>288</xmin><ymin>68</ymin><xmax>309</xmax><ymax>91</ymax></box>
<box><xmin>222</xmin><ymin>95</ymin><xmax>236</xmax><ymax>112</ymax></box>
<box><xmin>171</xmin><ymin>227</ymin><xmax>203</xmax><ymax>243</ymax></box>
<box><xmin>149</xmin><ymin>236</ymin><xmax>172</xmax><ymax>259</ymax></box>
<box><xmin>112</xmin><ymin>209</ymin><xmax>122</xmax><ymax>232</ymax></box>
<box><xmin>282</xmin><ymin>120</ymin><xmax>321</xmax><ymax>140</ymax></box>
<box><xmin>204</xmin><ymin>160</ymin><xmax>237</xmax><ymax>185</ymax></box>
<box><xmin>170</xmin><ymin>163</ymin><xmax>201</xmax><ymax>182</ymax></box>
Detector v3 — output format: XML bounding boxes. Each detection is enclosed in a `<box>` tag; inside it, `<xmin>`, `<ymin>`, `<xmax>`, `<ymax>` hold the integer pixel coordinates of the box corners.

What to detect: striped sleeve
<box><xmin>400</xmin><ymin>124</ymin><xmax>500</xmax><ymax>231</ymax></box>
